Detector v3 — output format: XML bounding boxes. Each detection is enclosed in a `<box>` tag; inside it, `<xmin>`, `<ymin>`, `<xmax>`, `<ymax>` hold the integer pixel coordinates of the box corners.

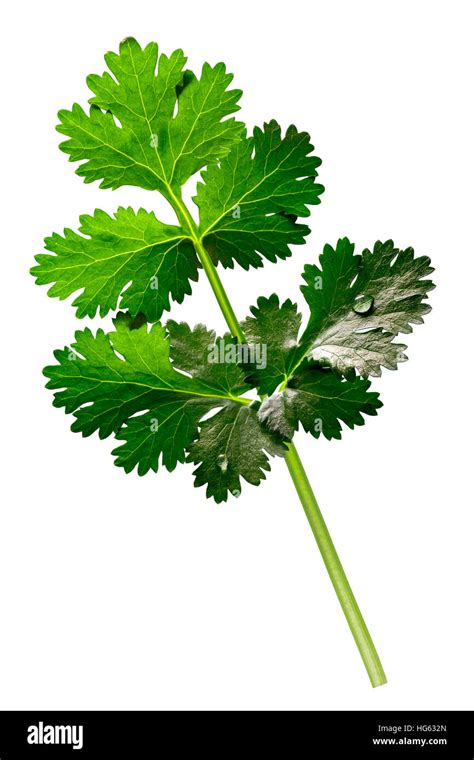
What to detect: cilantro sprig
<box><xmin>32</xmin><ymin>38</ymin><xmax>434</xmax><ymax>688</ymax></box>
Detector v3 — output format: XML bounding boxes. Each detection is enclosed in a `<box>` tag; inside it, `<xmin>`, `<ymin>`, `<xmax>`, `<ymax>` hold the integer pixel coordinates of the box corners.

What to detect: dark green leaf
<box><xmin>167</xmin><ymin>320</ymin><xmax>246</xmax><ymax>392</ymax></box>
<box><xmin>241</xmin><ymin>294</ymin><xmax>301</xmax><ymax>395</ymax></box>
<box><xmin>258</xmin><ymin>365</ymin><xmax>382</xmax><ymax>441</ymax></box>
<box><xmin>194</xmin><ymin>121</ymin><xmax>324</xmax><ymax>269</ymax></box>
<box><xmin>187</xmin><ymin>404</ymin><xmax>287</xmax><ymax>503</ymax></box>
<box><xmin>298</xmin><ymin>238</ymin><xmax>434</xmax><ymax>376</ymax></box>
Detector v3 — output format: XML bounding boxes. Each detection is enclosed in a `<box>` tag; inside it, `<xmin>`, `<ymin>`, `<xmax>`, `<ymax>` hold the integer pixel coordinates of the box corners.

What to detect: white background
<box><xmin>1</xmin><ymin>0</ymin><xmax>473</xmax><ymax>710</ymax></box>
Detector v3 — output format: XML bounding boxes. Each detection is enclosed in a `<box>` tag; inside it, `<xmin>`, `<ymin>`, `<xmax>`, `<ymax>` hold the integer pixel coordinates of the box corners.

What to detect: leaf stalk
<box><xmin>285</xmin><ymin>442</ymin><xmax>387</xmax><ymax>687</ymax></box>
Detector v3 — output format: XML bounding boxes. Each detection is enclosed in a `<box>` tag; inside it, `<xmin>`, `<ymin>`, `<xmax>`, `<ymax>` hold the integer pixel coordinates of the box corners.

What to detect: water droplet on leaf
<box><xmin>352</xmin><ymin>294</ymin><xmax>374</xmax><ymax>315</ymax></box>
<box><xmin>217</xmin><ymin>454</ymin><xmax>228</xmax><ymax>472</ymax></box>
<box><xmin>231</xmin><ymin>489</ymin><xmax>241</xmax><ymax>499</ymax></box>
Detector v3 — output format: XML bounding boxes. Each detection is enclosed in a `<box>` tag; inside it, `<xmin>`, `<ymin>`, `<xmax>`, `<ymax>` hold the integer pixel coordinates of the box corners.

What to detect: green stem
<box><xmin>168</xmin><ymin>188</ymin><xmax>246</xmax><ymax>342</ymax></box>
<box><xmin>166</xmin><ymin>191</ymin><xmax>387</xmax><ymax>687</ymax></box>
<box><xmin>193</xmin><ymin>237</ymin><xmax>246</xmax><ymax>342</ymax></box>
<box><xmin>285</xmin><ymin>442</ymin><xmax>387</xmax><ymax>687</ymax></box>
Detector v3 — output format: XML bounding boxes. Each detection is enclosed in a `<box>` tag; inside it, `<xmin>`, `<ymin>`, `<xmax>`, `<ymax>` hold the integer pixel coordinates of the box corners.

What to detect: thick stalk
<box><xmin>168</xmin><ymin>191</ymin><xmax>387</xmax><ymax>686</ymax></box>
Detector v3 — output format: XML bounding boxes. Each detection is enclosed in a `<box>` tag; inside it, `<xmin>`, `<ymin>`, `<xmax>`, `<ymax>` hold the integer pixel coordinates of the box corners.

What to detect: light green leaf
<box><xmin>31</xmin><ymin>207</ymin><xmax>199</xmax><ymax>321</ymax></box>
<box><xmin>44</xmin><ymin>315</ymin><xmax>286</xmax><ymax>499</ymax></box>
<box><xmin>57</xmin><ymin>37</ymin><xmax>245</xmax><ymax>192</ymax></box>
<box><xmin>44</xmin><ymin>315</ymin><xmax>243</xmax><ymax>456</ymax></box>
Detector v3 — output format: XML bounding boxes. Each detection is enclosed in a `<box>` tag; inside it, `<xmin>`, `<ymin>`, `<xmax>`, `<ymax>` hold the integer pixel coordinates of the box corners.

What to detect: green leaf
<box><xmin>187</xmin><ymin>404</ymin><xmax>287</xmax><ymax>503</ymax></box>
<box><xmin>298</xmin><ymin>238</ymin><xmax>435</xmax><ymax>377</ymax></box>
<box><xmin>31</xmin><ymin>207</ymin><xmax>199</xmax><ymax>321</ymax></box>
<box><xmin>44</xmin><ymin>315</ymin><xmax>286</xmax><ymax>499</ymax></box>
<box><xmin>44</xmin><ymin>315</ymin><xmax>242</xmax><ymax>462</ymax></box>
<box><xmin>258</xmin><ymin>365</ymin><xmax>382</xmax><ymax>441</ymax></box>
<box><xmin>238</xmin><ymin>292</ymin><xmax>382</xmax><ymax>441</ymax></box>
<box><xmin>241</xmin><ymin>294</ymin><xmax>301</xmax><ymax>395</ymax></box>
<box><xmin>57</xmin><ymin>37</ymin><xmax>245</xmax><ymax>192</ymax></box>
<box><xmin>113</xmin><ymin>399</ymin><xmax>214</xmax><ymax>475</ymax></box>
<box><xmin>113</xmin><ymin>318</ymin><xmax>251</xmax><ymax>476</ymax></box>
<box><xmin>166</xmin><ymin>319</ymin><xmax>246</xmax><ymax>392</ymax></box>
<box><xmin>194</xmin><ymin>121</ymin><xmax>324</xmax><ymax>269</ymax></box>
